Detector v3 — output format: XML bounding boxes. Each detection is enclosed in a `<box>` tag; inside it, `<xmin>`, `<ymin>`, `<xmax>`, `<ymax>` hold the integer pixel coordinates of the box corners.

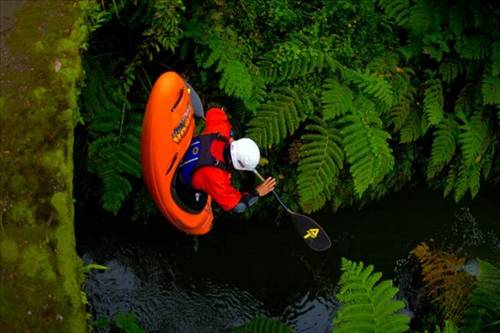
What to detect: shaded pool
<box><xmin>77</xmin><ymin>185</ymin><xmax>499</xmax><ymax>333</ymax></box>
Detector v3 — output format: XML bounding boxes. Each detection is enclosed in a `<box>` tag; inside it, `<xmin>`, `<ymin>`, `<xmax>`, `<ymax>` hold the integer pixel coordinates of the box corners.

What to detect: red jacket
<box><xmin>191</xmin><ymin>107</ymin><xmax>242</xmax><ymax>211</ymax></box>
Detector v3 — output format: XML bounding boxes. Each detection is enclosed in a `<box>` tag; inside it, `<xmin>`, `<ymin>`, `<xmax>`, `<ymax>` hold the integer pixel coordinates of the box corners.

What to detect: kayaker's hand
<box><xmin>255</xmin><ymin>177</ymin><xmax>276</xmax><ymax>197</ymax></box>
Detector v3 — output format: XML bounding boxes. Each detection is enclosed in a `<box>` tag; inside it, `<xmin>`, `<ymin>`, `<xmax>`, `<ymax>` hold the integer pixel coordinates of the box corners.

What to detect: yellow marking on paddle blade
<box><xmin>304</xmin><ymin>228</ymin><xmax>319</xmax><ymax>239</ymax></box>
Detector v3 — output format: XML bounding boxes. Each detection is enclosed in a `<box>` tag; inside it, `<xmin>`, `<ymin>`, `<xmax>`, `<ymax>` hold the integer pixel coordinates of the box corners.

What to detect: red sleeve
<box><xmin>191</xmin><ymin>167</ymin><xmax>242</xmax><ymax>211</ymax></box>
<box><xmin>203</xmin><ymin>107</ymin><xmax>232</xmax><ymax>138</ymax></box>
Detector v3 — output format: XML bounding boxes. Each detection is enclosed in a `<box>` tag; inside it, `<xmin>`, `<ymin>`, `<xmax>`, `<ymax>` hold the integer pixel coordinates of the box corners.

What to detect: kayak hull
<box><xmin>141</xmin><ymin>72</ymin><xmax>214</xmax><ymax>235</ymax></box>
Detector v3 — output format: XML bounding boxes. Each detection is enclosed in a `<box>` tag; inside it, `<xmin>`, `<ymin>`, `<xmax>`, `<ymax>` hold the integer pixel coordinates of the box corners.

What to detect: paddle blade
<box><xmin>290</xmin><ymin>213</ymin><xmax>331</xmax><ymax>251</ymax></box>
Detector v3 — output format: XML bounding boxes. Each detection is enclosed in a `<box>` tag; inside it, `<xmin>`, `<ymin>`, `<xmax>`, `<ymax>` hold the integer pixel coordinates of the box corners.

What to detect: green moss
<box><xmin>32</xmin><ymin>86</ymin><xmax>48</xmax><ymax>100</ymax></box>
<box><xmin>20</xmin><ymin>243</ymin><xmax>57</xmax><ymax>282</ymax></box>
<box><xmin>7</xmin><ymin>200</ymin><xmax>36</xmax><ymax>225</ymax></box>
<box><xmin>52</xmin><ymin>192</ymin><xmax>85</xmax><ymax>313</ymax></box>
<box><xmin>0</xmin><ymin>238</ymin><xmax>19</xmax><ymax>261</ymax></box>
<box><xmin>7</xmin><ymin>173</ymin><xmax>28</xmax><ymax>195</ymax></box>
<box><xmin>0</xmin><ymin>0</ymin><xmax>89</xmax><ymax>331</ymax></box>
<box><xmin>34</xmin><ymin>40</ymin><xmax>45</xmax><ymax>52</ymax></box>
<box><xmin>41</xmin><ymin>149</ymin><xmax>72</xmax><ymax>181</ymax></box>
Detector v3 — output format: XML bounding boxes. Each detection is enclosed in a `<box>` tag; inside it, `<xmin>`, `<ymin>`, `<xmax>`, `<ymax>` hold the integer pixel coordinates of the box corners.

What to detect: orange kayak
<box><xmin>141</xmin><ymin>72</ymin><xmax>214</xmax><ymax>234</ymax></box>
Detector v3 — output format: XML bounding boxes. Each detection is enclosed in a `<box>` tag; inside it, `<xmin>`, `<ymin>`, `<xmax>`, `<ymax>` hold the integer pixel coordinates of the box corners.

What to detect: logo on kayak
<box><xmin>304</xmin><ymin>228</ymin><xmax>319</xmax><ymax>239</ymax></box>
<box><xmin>172</xmin><ymin>106</ymin><xmax>192</xmax><ymax>143</ymax></box>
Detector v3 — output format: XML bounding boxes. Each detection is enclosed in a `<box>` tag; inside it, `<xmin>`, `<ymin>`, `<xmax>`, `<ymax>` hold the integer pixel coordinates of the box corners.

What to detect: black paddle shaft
<box><xmin>253</xmin><ymin>170</ymin><xmax>331</xmax><ymax>251</ymax></box>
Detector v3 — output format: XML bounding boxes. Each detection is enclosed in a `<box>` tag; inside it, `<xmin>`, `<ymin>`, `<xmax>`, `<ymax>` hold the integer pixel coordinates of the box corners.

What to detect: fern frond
<box><xmin>449</xmin><ymin>110</ymin><xmax>494</xmax><ymax>201</ymax></box>
<box><xmin>439</xmin><ymin>60</ymin><xmax>463</xmax><ymax>84</ymax></box>
<box><xmin>332</xmin><ymin>258</ymin><xmax>410</xmax><ymax>333</ymax></box>
<box><xmin>427</xmin><ymin>116</ymin><xmax>459</xmax><ymax>179</ymax></box>
<box><xmin>480</xmin><ymin>145</ymin><xmax>495</xmax><ymax>179</ymax></box>
<box><xmin>391</xmin><ymin>87</ymin><xmax>415</xmax><ymax>131</ymax></box>
<box><xmin>423</xmin><ymin>79</ymin><xmax>444</xmax><ymax>125</ymax></box>
<box><xmin>259</xmin><ymin>41</ymin><xmax>328</xmax><ymax>84</ymax></box>
<box><xmin>231</xmin><ymin>317</ymin><xmax>294</xmax><ymax>333</ymax></box>
<box><xmin>377</xmin><ymin>0</ymin><xmax>410</xmax><ymax>26</ymax></box>
<box><xmin>82</xmin><ymin>59</ymin><xmax>142</xmax><ymax>213</ymax></box>
<box><xmin>219</xmin><ymin>60</ymin><xmax>254</xmax><ymax>101</ymax></box>
<box><xmin>455</xmin><ymin>34</ymin><xmax>490</xmax><ymax>60</ymax></box>
<box><xmin>203</xmin><ymin>33</ymin><xmax>227</xmax><ymax>68</ymax></box>
<box><xmin>144</xmin><ymin>0</ymin><xmax>184</xmax><ymax>54</ymax></box>
<box><xmin>454</xmin><ymin>162</ymin><xmax>481</xmax><ymax>201</ymax></box>
<box><xmin>481</xmin><ymin>74</ymin><xmax>500</xmax><ymax>106</ymax></box>
<box><xmin>80</xmin><ymin>0</ymin><xmax>112</xmax><ymax>33</ymax></box>
<box><xmin>433</xmin><ymin>321</ymin><xmax>458</xmax><ymax>333</ymax></box>
<box><xmin>321</xmin><ymin>78</ymin><xmax>353</xmax><ymax>120</ymax></box>
<box><xmin>199</xmin><ymin>29</ymin><xmax>264</xmax><ymax>110</ymax></box>
<box><xmin>399</xmin><ymin>108</ymin><xmax>423</xmax><ymax>143</ymax></box>
<box><xmin>448</xmin><ymin>2</ymin><xmax>467</xmax><ymax>37</ymax></box>
<box><xmin>407</xmin><ymin>0</ymin><xmax>435</xmax><ymax>36</ymax></box>
<box><xmin>101</xmin><ymin>173</ymin><xmax>133</xmax><ymax>214</ymax></box>
<box><xmin>367</xmin><ymin>52</ymin><xmax>401</xmax><ymax>75</ymax></box>
<box><xmin>462</xmin><ymin>260</ymin><xmax>500</xmax><ymax>333</ymax></box>
<box><xmin>492</xmin><ymin>42</ymin><xmax>500</xmax><ymax>76</ymax></box>
<box><xmin>454</xmin><ymin>83</ymin><xmax>475</xmax><ymax>115</ymax></box>
<box><xmin>341</xmin><ymin>98</ymin><xmax>394</xmax><ymax>196</ymax></box>
<box><xmin>444</xmin><ymin>160</ymin><xmax>459</xmax><ymax>198</ymax></box>
<box><xmin>458</xmin><ymin>110</ymin><xmax>493</xmax><ymax>166</ymax></box>
<box><xmin>349</xmin><ymin>71</ymin><xmax>395</xmax><ymax>108</ymax></box>
<box><xmin>126</xmin><ymin>0</ymin><xmax>156</xmax><ymax>28</ymax></box>
<box><xmin>411</xmin><ymin>243</ymin><xmax>475</xmax><ymax>323</ymax></box>
<box><xmin>325</xmin><ymin>57</ymin><xmax>350</xmax><ymax>79</ymax></box>
<box><xmin>246</xmin><ymin>88</ymin><xmax>308</xmax><ymax>147</ymax></box>
<box><xmin>297</xmin><ymin>117</ymin><xmax>344</xmax><ymax>213</ymax></box>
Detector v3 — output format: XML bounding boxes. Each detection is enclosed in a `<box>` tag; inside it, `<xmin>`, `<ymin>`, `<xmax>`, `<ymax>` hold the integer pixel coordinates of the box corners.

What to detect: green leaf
<box><xmin>427</xmin><ymin>116</ymin><xmax>459</xmax><ymax>179</ymax></box>
<box><xmin>114</xmin><ymin>312</ymin><xmax>145</xmax><ymax>333</ymax></box>
<box><xmin>332</xmin><ymin>258</ymin><xmax>410</xmax><ymax>333</ymax></box>
<box><xmin>321</xmin><ymin>78</ymin><xmax>353</xmax><ymax>119</ymax></box>
<box><xmin>341</xmin><ymin>99</ymin><xmax>394</xmax><ymax>196</ymax></box>
<box><xmin>377</xmin><ymin>0</ymin><xmax>410</xmax><ymax>26</ymax></box>
<box><xmin>439</xmin><ymin>60</ymin><xmax>463</xmax><ymax>83</ymax></box>
<box><xmin>492</xmin><ymin>42</ymin><xmax>500</xmax><ymax>76</ymax></box>
<box><xmin>423</xmin><ymin>79</ymin><xmax>444</xmax><ymax>125</ymax></box>
<box><xmin>463</xmin><ymin>260</ymin><xmax>500</xmax><ymax>333</ymax></box>
<box><xmin>219</xmin><ymin>60</ymin><xmax>254</xmax><ymax>101</ymax></box>
<box><xmin>247</xmin><ymin>88</ymin><xmax>308</xmax><ymax>147</ymax></box>
<box><xmin>297</xmin><ymin>117</ymin><xmax>344</xmax><ymax>213</ymax></box>
<box><xmin>408</xmin><ymin>0</ymin><xmax>435</xmax><ymax>36</ymax></box>
<box><xmin>455</xmin><ymin>34</ymin><xmax>490</xmax><ymax>60</ymax></box>
<box><xmin>350</xmin><ymin>71</ymin><xmax>395</xmax><ymax>108</ymax></box>
<box><xmin>481</xmin><ymin>74</ymin><xmax>500</xmax><ymax>106</ymax></box>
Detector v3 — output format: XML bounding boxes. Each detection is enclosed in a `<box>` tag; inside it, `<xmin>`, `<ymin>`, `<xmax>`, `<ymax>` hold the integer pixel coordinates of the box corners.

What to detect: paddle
<box><xmin>253</xmin><ymin>170</ymin><xmax>331</xmax><ymax>252</ymax></box>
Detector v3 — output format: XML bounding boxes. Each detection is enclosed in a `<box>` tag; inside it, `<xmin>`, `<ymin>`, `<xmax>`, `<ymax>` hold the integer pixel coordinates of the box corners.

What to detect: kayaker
<box><xmin>179</xmin><ymin>106</ymin><xmax>276</xmax><ymax>213</ymax></box>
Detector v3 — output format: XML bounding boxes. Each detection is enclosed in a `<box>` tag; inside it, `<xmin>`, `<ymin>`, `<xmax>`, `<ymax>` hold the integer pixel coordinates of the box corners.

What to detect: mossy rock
<box><xmin>0</xmin><ymin>238</ymin><xmax>19</xmax><ymax>262</ymax></box>
<box><xmin>0</xmin><ymin>1</ymin><xmax>89</xmax><ymax>332</ymax></box>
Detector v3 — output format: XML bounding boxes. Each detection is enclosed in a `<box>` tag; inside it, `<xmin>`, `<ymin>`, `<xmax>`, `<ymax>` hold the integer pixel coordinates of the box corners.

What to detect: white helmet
<box><xmin>230</xmin><ymin>138</ymin><xmax>260</xmax><ymax>171</ymax></box>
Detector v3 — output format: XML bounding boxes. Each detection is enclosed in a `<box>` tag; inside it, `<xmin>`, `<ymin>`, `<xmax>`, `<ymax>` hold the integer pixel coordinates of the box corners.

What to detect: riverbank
<box><xmin>0</xmin><ymin>1</ymin><xmax>88</xmax><ymax>331</ymax></box>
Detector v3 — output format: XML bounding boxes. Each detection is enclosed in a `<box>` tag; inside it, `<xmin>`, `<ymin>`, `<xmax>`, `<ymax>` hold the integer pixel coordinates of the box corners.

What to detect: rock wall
<box><xmin>0</xmin><ymin>1</ymin><xmax>88</xmax><ymax>332</ymax></box>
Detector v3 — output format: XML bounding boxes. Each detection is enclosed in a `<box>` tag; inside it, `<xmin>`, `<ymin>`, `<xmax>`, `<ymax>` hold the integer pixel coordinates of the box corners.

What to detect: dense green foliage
<box><xmin>462</xmin><ymin>260</ymin><xmax>500</xmax><ymax>332</ymax></box>
<box><xmin>332</xmin><ymin>258</ymin><xmax>410</xmax><ymax>333</ymax></box>
<box><xmin>423</xmin><ymin>321</ymin><xmax>458</xmax><ymax>333</ymax></box>
<box><xmin>226</xmin><ymin>255</ymin><xmax>499</xmax><ymax>333</ymax></box>
<box><xmin>79</xmin><ymin>0</ymin><xmax>499</xmax><ymax>216</ymax></box>
<box><xmin>412</xmin><ymin>242</ymin><xmax>500</xmax><ymax>332</ymax></box>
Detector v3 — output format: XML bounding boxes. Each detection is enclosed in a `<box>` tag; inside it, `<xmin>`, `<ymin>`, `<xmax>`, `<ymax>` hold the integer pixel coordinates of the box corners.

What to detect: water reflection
<box><xmin>82</xmin><ymin>244</ymin><xmax>337</xmax><ymax>333</ymax></box>
<box><xmin>78</xmin><ymin>186</ymin><xmax>499</xmax><ymax>332</ymax></box>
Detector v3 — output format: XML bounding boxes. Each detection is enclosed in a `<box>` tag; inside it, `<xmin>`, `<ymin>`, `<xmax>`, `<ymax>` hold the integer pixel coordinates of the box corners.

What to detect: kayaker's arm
<box><xmin>232</xmin><ymin>191</ymin><xmax>259</xmax><ymax>213</ymax></box>
<box><xmin>231</xmin><ymin>177</ymin><xmax>276</xmax><ymax>213</ymax></box>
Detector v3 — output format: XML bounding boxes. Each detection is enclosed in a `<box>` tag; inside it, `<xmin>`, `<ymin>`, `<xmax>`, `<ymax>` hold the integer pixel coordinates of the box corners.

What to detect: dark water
<box><xmin>77</xmin><ymin>185</ymin><xmax>500</xmax><ymax>333</ymax></box>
